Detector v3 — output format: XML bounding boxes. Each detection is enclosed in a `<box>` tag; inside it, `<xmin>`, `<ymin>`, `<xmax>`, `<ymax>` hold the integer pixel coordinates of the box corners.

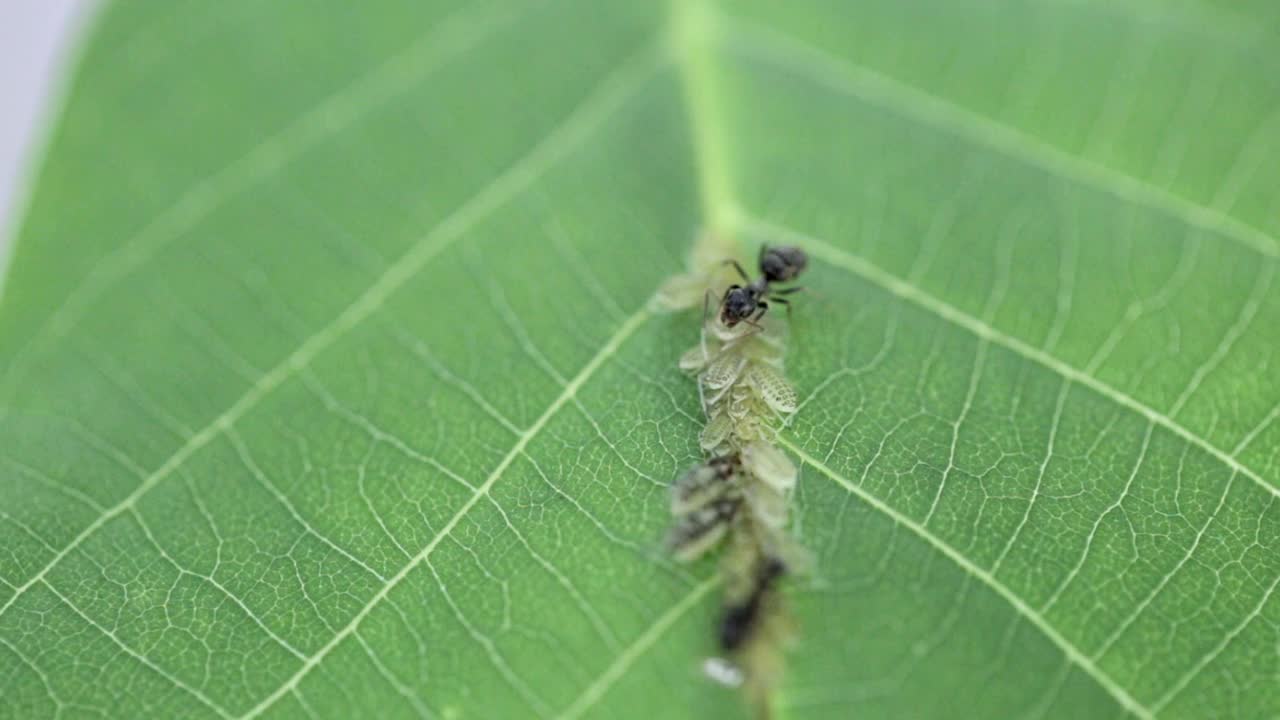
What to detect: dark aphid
<box><xmin>668</xmin><ymin>497</ymin><xmax>742</xmax><ymax>563</ymax></box>
<box><xmin>718</xmin><ymin>556</ymin><xmax>788</xmax><ymax>653</ymax></box>
<box><xmin>671</xmin><ymin>453</ymin><xmax>740</xmax><ymax>515</ymax></box>
<box><xmin>718</xmin><ymin>244</ymin><xmax>808</xmax><ymax>328</ymax></box>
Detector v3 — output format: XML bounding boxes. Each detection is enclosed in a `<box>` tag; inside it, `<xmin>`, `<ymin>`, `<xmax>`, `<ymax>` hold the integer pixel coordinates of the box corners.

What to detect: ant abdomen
<box><xmin>759</xmin><ymin>245</ymin><xmax>807</xmax><ymax>283</ymax></box>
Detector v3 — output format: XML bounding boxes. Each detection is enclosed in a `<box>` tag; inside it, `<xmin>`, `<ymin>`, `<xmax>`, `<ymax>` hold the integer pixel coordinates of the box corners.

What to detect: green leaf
<box><xmin>2</xmin><ymin>1</ymin><xmax>1278</xmax><ymax>718</ymax></box>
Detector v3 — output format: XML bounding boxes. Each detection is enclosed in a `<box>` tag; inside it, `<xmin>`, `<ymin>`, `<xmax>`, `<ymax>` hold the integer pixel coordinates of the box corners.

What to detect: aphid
<box><xmin>719</xmin><ymin>556</ymin><xmax>788</xmax><ymax>652</ymax></box>
<box><xmin>744</xmin><ymin>482</ymin><xmax>788</xmax><ymax>529</ymax></box>
<box><xmin>671</xmin><ymin>454</ymin><xmax>740</xmax><ymax>515</ymax></box>
<box><xmin>668</xmin><ymin>497</ymin><xmax>742</xmax><ymax>563</ymax></box>
<box><xmin>744</xmin><ymin>363</ymin><xmax>798</xmax><ymax>416</ymax></box>
<box><xmin>679</xmin><ymin>344</ymin><xmax>713</xmax><ymax>373</ymax></box>
<box><xmin>702</xmin><ymin>353</ymin><xmax>747</xmax><ymax>391</ymax></box>
<box><xmin>742</xmin><ymin>441</ymin><xmax>797</xmax><ymax>494</ymax></box>
<box><xmin>717</xmin><ymin>245</ymin><xmax>809</xmax><ymax>329</ymax></box>
<box><xmin>699</xmin><ymin>412</ymin><xmax>733</xmax><ymax>452</ymax></box>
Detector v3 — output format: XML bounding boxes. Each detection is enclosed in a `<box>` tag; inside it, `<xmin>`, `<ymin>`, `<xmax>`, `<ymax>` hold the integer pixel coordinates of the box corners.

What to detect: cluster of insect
<box><xmin>665</xmin><ymin>244</ymin><xmax>810</xmax><ymax>697</ymax></box>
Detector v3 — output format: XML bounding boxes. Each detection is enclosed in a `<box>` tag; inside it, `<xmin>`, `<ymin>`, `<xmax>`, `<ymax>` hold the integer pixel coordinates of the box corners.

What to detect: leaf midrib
<box><xmin>695</xmin><ymin>8</ymin><xmax>1280</xmax><ymax>498</ymax></box>
<box><xmin>578</xmin><ymin>3</ymin><xmax>1276</xmax><ymax>718</ymax></box>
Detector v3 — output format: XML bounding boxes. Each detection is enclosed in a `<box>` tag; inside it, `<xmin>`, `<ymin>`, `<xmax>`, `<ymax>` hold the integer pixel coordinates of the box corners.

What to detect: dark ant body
<box><xmin>719</xmin><ymin>245</ymin><xmax>808</xmax><ymax>328</ymax></box>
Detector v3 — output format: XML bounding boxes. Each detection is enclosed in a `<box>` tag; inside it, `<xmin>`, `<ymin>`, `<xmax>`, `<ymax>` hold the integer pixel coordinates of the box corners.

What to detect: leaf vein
<box><xmin>558</xmin><ymin>577</ymin><xmax>718</xmax><ymax>719</ymax></box>
<box><xmin>720</xmin><ymin>14</ymin><xmax>1280</xmax><ymax>259</ymax></box>
<box><xmin>744</xmin><ymin>215</ymin><xmax>1280</xmax><ymax>502</ymax></box>
<box><xmin>39</xmin><ymin>580</ymin><xmax>234</xmax><ymax>719</ymax></box>
<box><xmin>237</xmin><ymin>301</ymin><xmax>654</xmax><ymax>719</ymax></box>
<box><xmin>0</xmin><ymin>37</ymin><xmax>662</xmax><ymax>627</ymax></box>
<box><xmin>0</xmin><ymin>0</ymin><xmax>538</xmax><ymax>405</ymax></box>
<box><xmin>778</xmin><ymin>438</ymin><xmax>1153</xmax><ymax>719</ymax></box>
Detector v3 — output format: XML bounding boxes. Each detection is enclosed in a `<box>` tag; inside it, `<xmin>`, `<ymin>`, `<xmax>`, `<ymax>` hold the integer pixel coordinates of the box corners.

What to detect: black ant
<box><xmin>717</xmin><ymin>245</ymin><xmax>808</xmax><ymax>329</ymax></box>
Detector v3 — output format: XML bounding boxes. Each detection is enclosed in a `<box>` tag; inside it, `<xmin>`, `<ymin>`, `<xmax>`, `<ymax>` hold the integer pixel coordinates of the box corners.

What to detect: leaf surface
<box><xmin>1</xmin><ymin>1</ymin><xmax>1278</xmax><ymax>718</ymax></box>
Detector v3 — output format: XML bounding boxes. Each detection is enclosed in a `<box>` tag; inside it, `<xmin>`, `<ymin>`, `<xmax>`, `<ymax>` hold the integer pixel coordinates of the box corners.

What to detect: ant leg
<box><xmin>739</xmin><ymin>302</ymin><xmax>769</xmax><ymax>336</ymax></box>
<box><xmin>720</xmin><ymin>259</ymin><xmax>750</xmax><ymax>283</ymax></box>
<box><xmin>772</xmin><ymin>285</ymin><xmax>804</xmax><ymax>296</ymax></box>
<box><xmin>754</xmin><ymin>301</ymin><xmax>770</xmax><ymax>323</ymax></box>
<box><xmin>771</xmin><ymin>296</ymin><xmax>793</xmax><ymax>316</ymax></box>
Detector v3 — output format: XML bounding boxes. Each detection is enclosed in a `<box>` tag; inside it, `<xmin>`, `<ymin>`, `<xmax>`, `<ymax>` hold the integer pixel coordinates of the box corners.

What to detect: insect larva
<box><xmin>719</xmin><ymin>557</ymin><xmax>788</xmax><ymax>652</ymax></box>
<box><xmin>668</xmin><ymin>498</ymin><xmax>742</xmax><ymax>563</ymax></box>
<box><xmin>671</xmin><ymin>454</ymin><xmax>740</xmax><ymax>516</ymax></box>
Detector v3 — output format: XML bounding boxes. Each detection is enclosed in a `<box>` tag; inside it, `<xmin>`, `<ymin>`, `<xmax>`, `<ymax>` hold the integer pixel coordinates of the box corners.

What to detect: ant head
<box><xmin>760</xmin><ymin>245</ymin><xmax>808</xmax><ymax>283</ymax></box>
<box><xmin>720</xmin><ymin>285</ymin><xmax>758</xmax><ymax>326</ymax></box>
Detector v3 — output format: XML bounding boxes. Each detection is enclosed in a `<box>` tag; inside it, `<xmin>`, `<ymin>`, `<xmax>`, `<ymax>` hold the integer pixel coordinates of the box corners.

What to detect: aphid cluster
<box><xmin>661</xmin><ymin>242</ymin><xmax>810</xmax><ymax>713</ymax></box>
<box><xmin>667</xmin><ymin>442</ymin><xmax>798</xmax><ymax>565</ymax></box>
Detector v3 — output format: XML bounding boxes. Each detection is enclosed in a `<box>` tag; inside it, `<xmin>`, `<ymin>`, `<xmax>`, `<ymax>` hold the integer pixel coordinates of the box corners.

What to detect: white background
<box><xmin>0</xmin><ymin>1</ymin><xmax>93</xmax><ymax>277</ymax></box>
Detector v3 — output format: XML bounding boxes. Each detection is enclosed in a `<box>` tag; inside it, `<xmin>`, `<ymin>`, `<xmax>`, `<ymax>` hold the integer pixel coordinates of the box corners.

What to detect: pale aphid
<box><xmin>744</xmin><ymin>483</ymin><xmax>787</xmax><ymax>529</ymax></box>
<box><xmin>679</xmin><ymin>334</ymin><xmax>734</xmax><ymax>375</ymax></box>
<box><xmin>708</xmin><ymin>315</ymin><xmax>756</xmax><ymax>344</ymax></box>
<box><xmin>679</xmin><ymin>344</ymin><xmax>712</xmax><ymax>373</ymax></box>
<box><xmin>726</xmin><ymin>385</ymin><xmax>762</xmax><ymax>421</ymax></box>
<box><xmin>745</xmin><ymin>363</ymin><xmax>798</xmax><ymax>415</ymax></box>
<box><xmin>668</xmin><ymin>498</ymin><xmax>741</xmax><ymax>563</ymax></box>
<box><xmin>704</xmin><ymin>381</ymin><xmax>735</xmax><ymax>410</ymax></box>
<box><xmin>739</xmin><ymin>421</ymin><xmax>774</xmax><ymax>447</ymax></box>
<box><xmin>702</xmin><ymin>353</ymin><xmax>747</xmax><ymax>391</ymax></box>
<box><xmin>655</xmin><ymin>272</ymin><xmax>711</xmax><ymax>312</ymax></box>
<box><xmin>742</xmin><ymin>441</ymin><xmax>797</xmax><ymax>494</ymax></box>
<box><xmin>700</xmin><ymin>412</ymin><xmax>733</xmax><ymax>452</ymax></box>
<box><xmin>655</xmin><ymin>229</ymin><xmax>742</xmax><ymax>313</ymax></box>
<box><xmin>671</xmin><ymin>454</ymin><xmax>740</xmax><ymax>516</ymax></box>
<box><xmin>740</xmin><ymin>321</ymin><xmax>787</xmax><ymax>363</ymax></box>
<box><xmin>743</xmin><ymin>346</ymin><xmax>786</xmax><ymax>371</ymax></box>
